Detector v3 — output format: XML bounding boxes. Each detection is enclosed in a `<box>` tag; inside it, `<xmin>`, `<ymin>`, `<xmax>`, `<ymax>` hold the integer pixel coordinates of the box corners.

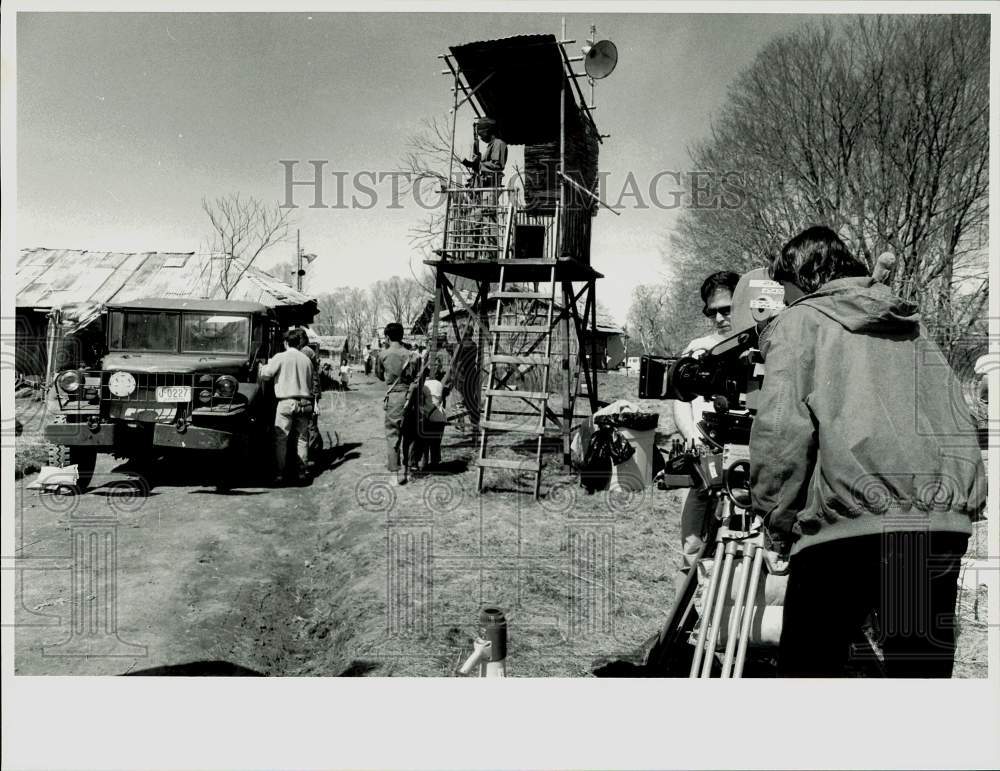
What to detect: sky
<box><xmin>16</xmin><ymin>11</ymin><xmax>820</xmax><ymax>324</ymax></box>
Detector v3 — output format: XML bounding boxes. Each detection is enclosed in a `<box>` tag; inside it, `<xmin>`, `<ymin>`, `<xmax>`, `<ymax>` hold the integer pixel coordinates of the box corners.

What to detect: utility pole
<box><xmin>296</xmin><ymin>229</ymin><xmax>303</xmax><ymax>292</ymax></box>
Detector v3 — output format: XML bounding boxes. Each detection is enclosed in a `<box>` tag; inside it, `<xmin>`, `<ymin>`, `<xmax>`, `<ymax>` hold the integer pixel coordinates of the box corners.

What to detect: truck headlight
<box><xmin>56</xmin><ymin>370</ymin><xmax>82</xmax><ymax>393</ymax></box>
<box><xmin>215</xmin><ymin>375</ymin><xmax>237</xmax><ymax>398</ymax></box>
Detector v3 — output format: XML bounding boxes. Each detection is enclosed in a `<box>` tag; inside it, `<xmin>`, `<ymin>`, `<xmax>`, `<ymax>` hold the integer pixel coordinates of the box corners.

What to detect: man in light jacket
<box><xmin>259</xmin><ymin>328</ymin><xmax>315</xmax><ymax>485</ymax></box>
<box><xmin>750</xmin><ymin>225</ymin><xmax>986</xmax><ymax>677</ymax></box>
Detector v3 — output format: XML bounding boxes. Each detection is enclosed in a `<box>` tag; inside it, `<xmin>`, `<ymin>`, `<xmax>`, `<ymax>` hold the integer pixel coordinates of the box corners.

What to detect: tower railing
<box><xmin>440</xmin><ymin>185</ymin><xmax>515</xmax><ymax>263</ymax></box>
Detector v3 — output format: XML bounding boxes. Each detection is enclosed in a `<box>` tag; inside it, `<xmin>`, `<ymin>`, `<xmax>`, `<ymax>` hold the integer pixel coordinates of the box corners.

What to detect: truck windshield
<box><xmin>109</xmin><ymin>311</ymin><xmax>179</xmax><ymax>352</ymax></box>
<box><xmin>181</xmin><ymin>314</ymin><xmax>250</xmax><ymax>354</ymax></box>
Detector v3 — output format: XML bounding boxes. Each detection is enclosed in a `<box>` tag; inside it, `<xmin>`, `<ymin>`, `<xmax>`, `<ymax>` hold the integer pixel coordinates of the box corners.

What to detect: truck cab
<box><xmin>44</xmin><ymin>298</ymin><xmax>282</xmax><ymax>490</ymax></box>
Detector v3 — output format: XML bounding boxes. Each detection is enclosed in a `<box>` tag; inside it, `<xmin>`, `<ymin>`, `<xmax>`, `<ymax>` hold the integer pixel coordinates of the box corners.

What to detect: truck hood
<box><xmin>101</xmin><ymin>352</ymin><xmax>249</xmax><ymax>374</ymax></box>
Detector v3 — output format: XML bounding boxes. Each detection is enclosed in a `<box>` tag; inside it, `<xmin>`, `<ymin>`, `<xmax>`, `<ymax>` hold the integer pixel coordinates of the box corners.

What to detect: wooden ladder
<box><xmin>475</xmin><ymin>260</ymin><xmax>558</xmax><ymax>499</ymax></box>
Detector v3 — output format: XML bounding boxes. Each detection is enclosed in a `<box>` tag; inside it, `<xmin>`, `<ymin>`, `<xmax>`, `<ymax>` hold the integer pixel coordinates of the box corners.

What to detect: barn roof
<box><xmin>316</xmin><ymin>334</ymin><xmax>349</xmax><ymax>351</ymax></box>
<box><xmin>448</xmin><ymin>34</ymin><xmax>598</xmax><ymax>146</ymax></box>
<box><xmin>108</xmin><ymin>298</ymin><xmax>268</xmax><ymax>313</ymax></box>
<box><xmin>15</xmin><ymin>248</ymin><xmax>316</xmax><ymax>314</ymax></box>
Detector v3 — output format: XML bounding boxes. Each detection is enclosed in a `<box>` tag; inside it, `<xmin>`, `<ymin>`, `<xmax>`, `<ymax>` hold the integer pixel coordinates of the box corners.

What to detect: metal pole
<box><xmin>443</xmin><ymin>71</ymin><xmax>460</xmax><ymax>254</ymax></box>
<box><xmin>733</xmin><ymin>545</ymin><xmax>766</xmax><ymax>677</ymax></box>
<box><xmin>589</xmin><ymin>279</ymin><xmax>598</xmax><ymax>407</ymax></box>
<box><xmin>589</xmin><ymin>24</ymin><xmax>596</xmax><ymax>109</ymax></box>
<box><xmin>689</xmin><ymin>540</ymin><xmax>725</xmax><ymax>677</ymax></box>
<box><xmin>557</xmin><ymin>19</ymin><xmax>566</xmax><ymax>255</ymax></box>
<box><xmin>700</xmin><ymin>539</ymin><xmax>737</xmax><ymax>677</ymax></box>
<box><xmin>296</xmin><ymin>229</ymin><xmax>302</xmax><ymax>292</ymax></box>
<box><xmin>430</xmin><ymin>266</ymin><xmax>443</xmax><ymax>377</ymax></box>
<box><xmin>558</xmin><ymin>18</ymin><xmax>570</xmax><ymax>467</ymax></box>
<box><xmin>721</xmin><ymin>542</ymin><xmax>756</xmax><ymax>678</ymax></box>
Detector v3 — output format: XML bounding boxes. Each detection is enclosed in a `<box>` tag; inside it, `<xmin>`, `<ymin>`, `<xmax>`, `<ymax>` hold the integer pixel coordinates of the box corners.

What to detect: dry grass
<box><xmin>286</xmin><ymin>371</ymin><xmax>988</xmax><ymax>678</ymax></box>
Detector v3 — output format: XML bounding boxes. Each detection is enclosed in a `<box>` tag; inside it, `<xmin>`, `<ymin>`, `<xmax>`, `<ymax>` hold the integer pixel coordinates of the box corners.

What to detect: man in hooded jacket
<box><xmin>750</xmin><ymin>226</ymin><xmax>986</xmax><ymax>677</ymax></box>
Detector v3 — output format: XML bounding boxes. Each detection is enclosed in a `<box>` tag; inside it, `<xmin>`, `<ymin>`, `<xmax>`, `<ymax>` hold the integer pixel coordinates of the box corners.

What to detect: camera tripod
<box><xmin>645</xmin><ymin>490</ymin><xmax>786</xmax><ymax>678</ymax></box>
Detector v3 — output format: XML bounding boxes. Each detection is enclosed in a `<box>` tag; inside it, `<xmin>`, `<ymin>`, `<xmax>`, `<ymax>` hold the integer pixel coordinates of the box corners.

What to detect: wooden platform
<box><xmin>425</xmin><ymin>257</ymin><xmax>603</xmax><ymax>283</ymax></box>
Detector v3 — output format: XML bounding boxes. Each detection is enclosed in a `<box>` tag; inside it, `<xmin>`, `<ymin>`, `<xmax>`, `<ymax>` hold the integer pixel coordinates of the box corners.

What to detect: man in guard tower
<box><xmin>460</xmin><ymin>117</ymin><xmax>508</xmax><ymax>261</ymax></box>
<box><xmin>462</xmin><ymin>116</ymin><xmax>507</xmax><ymax>185</ymax></box>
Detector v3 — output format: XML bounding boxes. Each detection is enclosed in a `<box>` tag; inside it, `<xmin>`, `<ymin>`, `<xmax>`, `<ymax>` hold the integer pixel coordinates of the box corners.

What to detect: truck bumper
<box><xmin>44</xmin><ymin>421</ymin><xmax>116</xmax><ymax>448</ymax></box>
<box><xmin>152</xmin><ymin>423</ymin><xmax>238</xmax><ymax>451</ymax></box>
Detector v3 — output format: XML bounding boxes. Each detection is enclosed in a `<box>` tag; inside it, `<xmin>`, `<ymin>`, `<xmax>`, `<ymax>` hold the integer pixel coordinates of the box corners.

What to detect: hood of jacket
<box><xmin>790</xmin><ymin>277</ymin><xmax>920</xmax><ymax>334</ymax></box>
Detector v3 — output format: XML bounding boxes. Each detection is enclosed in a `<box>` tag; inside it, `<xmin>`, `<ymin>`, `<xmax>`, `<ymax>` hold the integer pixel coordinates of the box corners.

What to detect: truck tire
<box><xmin>47</xmin><ymin>444</ymin><xmax>97</xmax><ymax>493</ymax></box>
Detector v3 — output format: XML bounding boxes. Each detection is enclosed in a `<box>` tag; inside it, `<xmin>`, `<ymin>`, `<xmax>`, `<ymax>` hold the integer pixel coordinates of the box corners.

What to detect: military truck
<box><xmin>44</xmin><ymin>298</ymin><xmax>283</xmax><ymax>491</ymax></box>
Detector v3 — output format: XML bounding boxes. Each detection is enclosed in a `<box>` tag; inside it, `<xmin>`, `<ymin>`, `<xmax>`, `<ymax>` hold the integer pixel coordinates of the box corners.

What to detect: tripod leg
<box><xmin>721</xmin><ymin>542</ymin><xmax>757</xmax><ymax>678</ymax></box>
<box><xmin>701</xmin><ymin>540</ymin><xmax>737</xmax><ymax>677</ymax></box>
<box><xmin>733</xmin><ymin>545</ymin><xmax>766</xmax><ymax>678</ymax></box>
<box><xmin>689</xmin><ymin>541</ymin><xmax>726</xmax><ymax>677</ymax></box>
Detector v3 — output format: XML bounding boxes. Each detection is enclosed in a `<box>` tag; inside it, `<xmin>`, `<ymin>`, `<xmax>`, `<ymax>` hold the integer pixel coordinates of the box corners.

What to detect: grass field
<box><xmin>283</xmin><ymin>370</ymin><xmax>989</xmax><ymax>677</ymax></box>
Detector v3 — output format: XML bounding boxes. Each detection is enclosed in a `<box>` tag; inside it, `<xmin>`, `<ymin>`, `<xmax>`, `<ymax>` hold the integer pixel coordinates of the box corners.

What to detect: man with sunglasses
<box><xmin>671</xmin><ymin>270</ymin><xmax>740</xmax><ymax>591</ymax></box>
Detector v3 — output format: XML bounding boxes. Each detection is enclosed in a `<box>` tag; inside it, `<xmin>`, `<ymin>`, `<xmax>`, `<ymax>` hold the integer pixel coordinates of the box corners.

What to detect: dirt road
<box><xmin>14</xmin><ymin>377</ymin><xmax>379</xmax><ymax>676</ymax></box>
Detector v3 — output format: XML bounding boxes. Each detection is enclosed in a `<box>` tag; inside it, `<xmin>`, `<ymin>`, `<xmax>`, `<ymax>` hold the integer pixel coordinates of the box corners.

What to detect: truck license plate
<box><xmin>155</xmin><ymin>385</ymin><xmax>191</xmax><ymax>402</ymax></box>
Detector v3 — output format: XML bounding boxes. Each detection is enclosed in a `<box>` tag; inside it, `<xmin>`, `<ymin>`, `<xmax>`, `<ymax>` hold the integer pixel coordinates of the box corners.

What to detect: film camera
<box><xmin>637</xmin><ymin>268</ymin><xmax>800</xmax><ymax>508</ymax></box>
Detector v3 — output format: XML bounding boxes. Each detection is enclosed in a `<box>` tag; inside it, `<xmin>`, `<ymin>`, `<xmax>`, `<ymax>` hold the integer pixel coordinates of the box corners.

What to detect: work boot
<box><xmin>396</xmin><ymin>469</ymin><xmax>408</xmax><ymax>486</ymax></box>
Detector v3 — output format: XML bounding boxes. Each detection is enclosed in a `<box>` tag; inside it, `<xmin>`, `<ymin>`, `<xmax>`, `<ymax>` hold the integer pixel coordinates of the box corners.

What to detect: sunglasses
<box><xmin>703</xmin><ymin>305</ymin><xmax>732</xmax><ymax>319</ymax></box>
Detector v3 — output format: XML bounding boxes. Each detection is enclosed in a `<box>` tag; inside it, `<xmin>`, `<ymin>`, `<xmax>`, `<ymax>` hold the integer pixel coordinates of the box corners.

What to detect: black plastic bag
<box><xmin>608</xmin><ymin>430</ymin><xmax>636</xmax><ymax>465</ymax></box>
<box><xmin>594</xmin><ymin>411</ymin><xmax>660</xmax><ymax>432</ymax></box>
<box><xmin>580</xmin><ymin>429</ymin><xmax>612</xmax><ymax>493</ymax></box>
<box><xmin>580</xmin><ymin>425</ymin><xmax>635</xmax><ymax>493</ymax></box>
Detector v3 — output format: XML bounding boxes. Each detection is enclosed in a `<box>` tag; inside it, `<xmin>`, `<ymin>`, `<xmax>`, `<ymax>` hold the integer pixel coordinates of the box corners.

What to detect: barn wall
<box><xmin>14</xmin><ymin>310</ymin><xmax>48</xmax><ymax>379</ymax></box>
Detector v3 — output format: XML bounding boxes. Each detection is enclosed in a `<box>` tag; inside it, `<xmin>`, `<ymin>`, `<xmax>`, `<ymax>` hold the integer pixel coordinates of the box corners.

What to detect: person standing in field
<box><xmin>671</xmin><ymin>271</ymin><xmax>740</xmax><ymax>587</ymax></box>
<box><xmin>376</xmin><ymin>322</ymin><xmax>419</xmax><ymax>485</ymax></box>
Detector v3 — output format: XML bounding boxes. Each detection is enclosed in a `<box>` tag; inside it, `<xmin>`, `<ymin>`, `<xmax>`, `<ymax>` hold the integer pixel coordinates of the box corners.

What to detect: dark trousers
<box><xmin>778</xmin><ymin>532</ymin><xmax>968</xmax><ymax>678</ymax></box>
<box><xmin>412</xmin><ymin>418</ymin><xmax>445</xmax><ymax>469</ymax></box>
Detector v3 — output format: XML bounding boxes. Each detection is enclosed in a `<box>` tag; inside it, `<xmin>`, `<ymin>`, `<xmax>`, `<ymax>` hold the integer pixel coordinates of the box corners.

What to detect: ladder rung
<box><xmin>492</xmin><ymin>324</ymin><xmax>550</xmax><ymax>333</ymax></box>
<box><xmin>489</xmin><ymin>354</ymin><xmax>550</xmax><ymax>365</ymax></box>
<box><xmin>485</xmin><ymin>389</ymin><xmax>550</xmax><ymax>400</ymax></box>
<box><xmin>495</xmin><ymin>291</ymin><xmax>551</xmax><ymax>300</ymax></box>
<box><xmin>479</xmin><ymin>419</ymin><xmax>547</xmax><ymax>434</ymax></box>
<box><xmin>474</xmin><ymin>457</ymin><xmax>540</xmax><ymax>472</ymax></box>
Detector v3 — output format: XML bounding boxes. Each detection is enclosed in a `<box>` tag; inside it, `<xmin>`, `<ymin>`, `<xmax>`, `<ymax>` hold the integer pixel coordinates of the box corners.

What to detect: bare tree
<box><xmin>668</xmin><ymin>15</ymin><xmax>989</xmax><ymax>361</ymax></box>
<box><xmin>627</xmin><ymin>285</ymin><xmax>682</xmax><ymax>356</ymax></box>
<box><xmin>312</xmin><ymin>289</ymin><xmax>348</xmax><ymax>336</ymax></box>
<box><xmin>202</xmin><ymin>193</ymin><xmax>293</xmax><ymax>298</ymax></box>
<box><xmin>373</xmin><ymin>276</ymin><xmax>427</xmax><ymax>329</ymax></box>
<box><xmin>399</xmin><ymin>116</ymin><xmax>461</xmax><ymax>258</ymax></box>
<box><xmin>340</xmin><ymin>288</ymin><xmax>374</xmax><ymax>356</ymax></box>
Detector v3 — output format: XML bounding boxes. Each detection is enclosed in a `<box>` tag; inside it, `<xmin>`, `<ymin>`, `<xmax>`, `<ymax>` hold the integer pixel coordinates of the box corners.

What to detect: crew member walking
<box><xmin>259</xmin><ymin>328</ymin><xmax>315</xmax><ymax>485</ymax></box>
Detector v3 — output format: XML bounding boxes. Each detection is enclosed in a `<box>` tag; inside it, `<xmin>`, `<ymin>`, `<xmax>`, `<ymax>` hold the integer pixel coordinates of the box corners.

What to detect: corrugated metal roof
<box><xmin>16</xmin><ymin>248</ymin><xmax>315</xmax><ymax>311</ymax></box>
<box><xmin>316</xmin><ymin>334</ymin><xmax>349</xmax><ymax>351</ymax></box>
<box><xmin>108</xmin><ymin>298</ymin><xmax>268</xmax><ymax>313</ymax></box>
<box><xmin>449</xmin><ymin>33</ymin><xmax>596</xmax><ymax>146</ymax></box>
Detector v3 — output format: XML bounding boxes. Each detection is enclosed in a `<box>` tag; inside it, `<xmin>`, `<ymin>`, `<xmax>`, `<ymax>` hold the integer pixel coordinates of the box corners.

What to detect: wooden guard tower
<box><xmin>428</xmin><ymin>31</ymin><xmax>608</xmax><ymax>498</ymax></box>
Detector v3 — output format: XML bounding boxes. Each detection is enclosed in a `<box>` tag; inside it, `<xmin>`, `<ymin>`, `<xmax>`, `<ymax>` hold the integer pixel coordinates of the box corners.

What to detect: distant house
<box><xmin>583</xmin><ymin>312</ymin><xmax>628</xmax><ymax>371</ymax></box>
<box><xmin>316</xmin><ymin>334</ymin><xmax>350</xmax><ymax>364</ymax></box>
<box><xmin>15</xmin><ymin>248</ymin><xmax>317</xmax><ymax>378</ymax></box>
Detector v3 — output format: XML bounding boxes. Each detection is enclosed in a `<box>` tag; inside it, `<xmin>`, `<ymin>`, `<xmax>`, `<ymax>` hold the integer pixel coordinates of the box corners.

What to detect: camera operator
<box><xmin>672</xmin><ymin>270</ymin><xmax>741</xmax><ymax>586</ymax></box>
<box><xmin>749</xmin><ymin>226</ymin><xmax>986</xmax><ymax>677</ymax></box>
